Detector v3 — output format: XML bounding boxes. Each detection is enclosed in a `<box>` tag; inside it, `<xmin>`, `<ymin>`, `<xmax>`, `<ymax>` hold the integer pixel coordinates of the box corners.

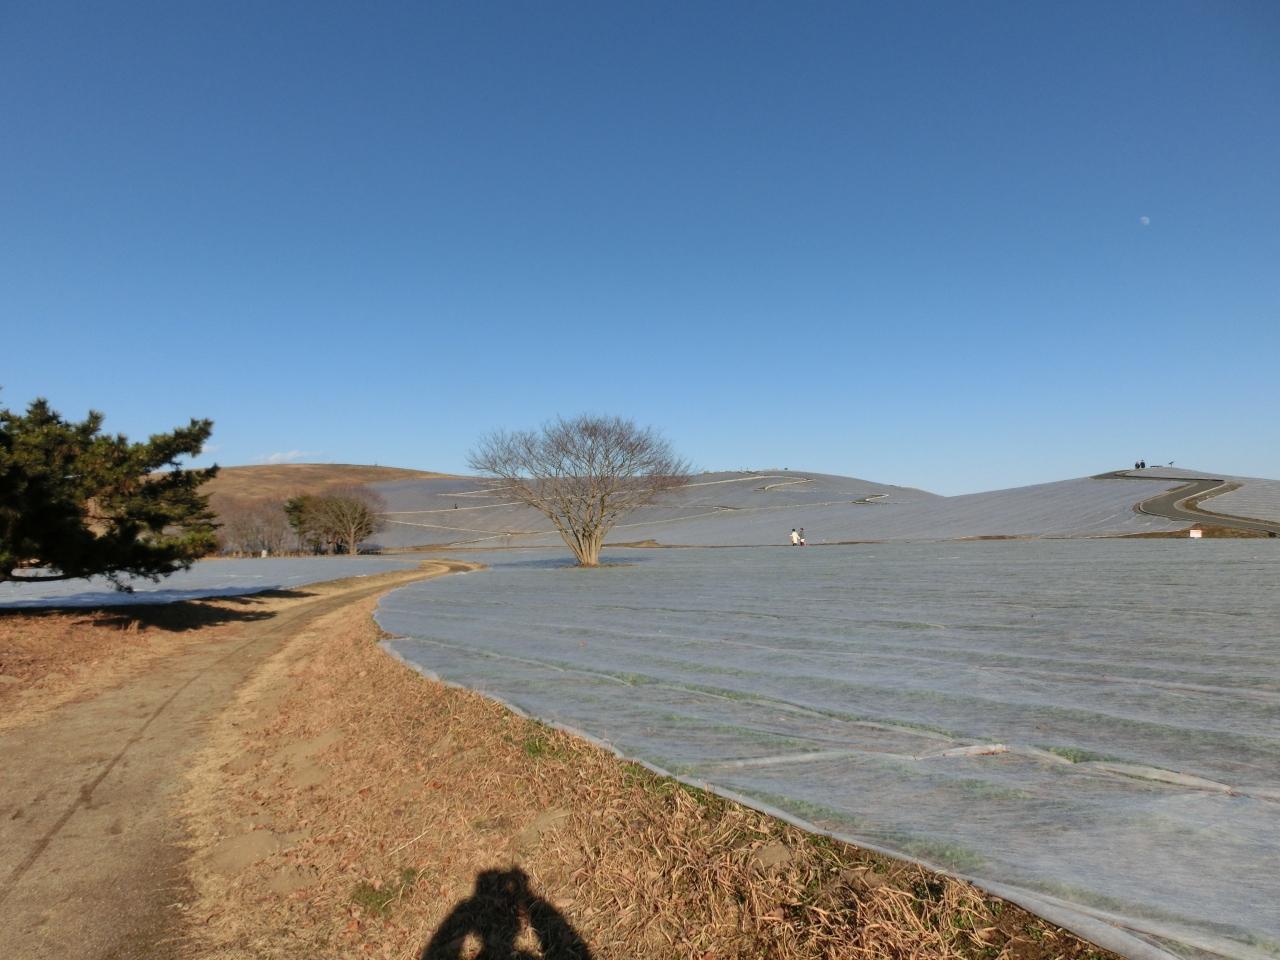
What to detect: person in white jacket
<box><xmin>790</xmin><ymin>528</ymin><xmax>800</xmax><ymax>546</ymax></box>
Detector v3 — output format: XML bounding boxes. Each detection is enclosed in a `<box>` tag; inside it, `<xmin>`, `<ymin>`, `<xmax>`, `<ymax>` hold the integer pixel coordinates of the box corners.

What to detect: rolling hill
<box><xmin>366</xmin><ymin>468</ymin><xmax>1253</xmax><ymax>548</ymax></box>
<box><xmin>202</xmin><ymin>464</ymin><xmax>453</xmax><ymax>505</ymax></box>
<box><xmin>202</xmin><ymin>463</ymin><xmax>1280</xmax><ymax>549</ymax></box>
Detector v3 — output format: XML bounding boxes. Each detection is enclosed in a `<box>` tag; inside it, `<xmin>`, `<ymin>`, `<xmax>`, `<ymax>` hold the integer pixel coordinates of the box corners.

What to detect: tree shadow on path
<box><xmin>421</xmin><ymin>868</ymin><xmax>592</xmax><ymax>960</ymax></box>
<box><xmin>0</xmin><ymin>588</ymin><xmax>316</xmax><ymax>631</ymax></box>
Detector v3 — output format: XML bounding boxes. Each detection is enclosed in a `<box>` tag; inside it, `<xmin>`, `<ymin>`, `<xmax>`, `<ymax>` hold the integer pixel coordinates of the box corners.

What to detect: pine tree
<box><xmin>0</xmin><ymin>397</ymin><xmax>219</xmax><ymax>587</ymax></box>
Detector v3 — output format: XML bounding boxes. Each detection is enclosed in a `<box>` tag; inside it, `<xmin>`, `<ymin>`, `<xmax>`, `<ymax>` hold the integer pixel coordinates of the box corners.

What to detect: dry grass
<box><xmin>203</xmin><ymin>464</ymin><xmax>451</xmax><ymax>503</ymax></box>
<box><xmin>183</xmin><ymin>595</ymin><xmax>1117</xmax><ymax>960</ymax></box>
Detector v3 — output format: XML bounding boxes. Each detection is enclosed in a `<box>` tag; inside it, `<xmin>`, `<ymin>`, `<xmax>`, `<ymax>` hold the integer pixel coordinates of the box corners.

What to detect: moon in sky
<box><xmin>1139</xmin><ymin>216</ymin><xmax>1151</xmax><ymax>226</ymax></box>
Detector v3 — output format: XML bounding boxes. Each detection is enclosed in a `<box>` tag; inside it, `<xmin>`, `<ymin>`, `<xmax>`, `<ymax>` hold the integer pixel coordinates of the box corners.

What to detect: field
<box><xmin>368</xmin><ymin>471</ymin><xmax>1200</xmax><ymax>548</ymax></box>
<box><xmin>378</xmin><ymin>540</ymin><xmax>1280</xmax><ymax>960</ymax></box>
<box><xmin>181</xmin><ymin>582</ymin><xmax>1116</xmax><ymax>960</ymax></box>
<box><xmin>4</xmin><ymin>476</ymin><xmax>1275</xmax><ymax>959</ymax></box>
<box><xmin>1</xmin><ymin>563</ymin><xmax>1115</xmax><ymax>960</ymax></box>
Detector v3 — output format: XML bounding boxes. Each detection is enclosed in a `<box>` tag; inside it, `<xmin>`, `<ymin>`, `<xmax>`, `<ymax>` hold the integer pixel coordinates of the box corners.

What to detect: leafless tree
<box><xmin>212</xmin><ymin>498</ymin><xmax>244</xmax><ymax>554</ymax></box>
<box><xmin>469</xmin><ymin>415</ymin><xmax>689</xmax><ymax>566</ymax></box>
<box><xmin>247</xmin><ymin>499</ymin><xmax>292</xmax><ymax>555</ymax></box>
<box><xmin>214</xmin><ymin>497</ymin><xmax>291</xmax><ymax>555</ymax></box>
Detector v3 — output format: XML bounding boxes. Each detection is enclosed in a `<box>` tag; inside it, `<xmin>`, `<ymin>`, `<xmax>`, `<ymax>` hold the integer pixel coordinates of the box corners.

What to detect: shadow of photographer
<box><xmin>421</xmin><ymin>867</ymin><xmax>592</xmax><ymax>960</ymax></box>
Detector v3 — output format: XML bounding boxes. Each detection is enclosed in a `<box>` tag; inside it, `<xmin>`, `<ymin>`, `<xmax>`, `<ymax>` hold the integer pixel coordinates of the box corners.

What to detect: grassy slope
<box><xmin>202</xmin><ymin>464</ymin><xmax>453</xmax><ymax>503</ymax></box>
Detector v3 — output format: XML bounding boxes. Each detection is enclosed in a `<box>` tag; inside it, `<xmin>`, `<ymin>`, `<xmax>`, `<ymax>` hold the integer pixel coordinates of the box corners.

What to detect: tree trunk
<box><xmin>577</xmin><ymin>530</ymin><xmax>604</xmax><ymax>566</ymax></box>
<box><xmin>558</xmin><ymin>528</ymin><xmax>598</xmax><ymax>566</ymax></box>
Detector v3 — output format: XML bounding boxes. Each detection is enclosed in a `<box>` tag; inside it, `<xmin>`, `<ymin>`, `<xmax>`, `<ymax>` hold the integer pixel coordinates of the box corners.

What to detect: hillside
<box><xmin>367</xmin><ymin>469</ymin><xmax>1199</xmax><ymax>548</ymax></box>
<box><xmin>202</xmin><ymin>464</ymin><xmax>452</xmax><ymax>504</ymax></box>
<box><xmin>368</xmin><ymin>466</ymin><xmax>1280</xmax><ymax>548</ymax></box>
<box><xmin>201</xmin><ymin>464</ymin><xmax>1280</xmax><ymax>551</ymax></box>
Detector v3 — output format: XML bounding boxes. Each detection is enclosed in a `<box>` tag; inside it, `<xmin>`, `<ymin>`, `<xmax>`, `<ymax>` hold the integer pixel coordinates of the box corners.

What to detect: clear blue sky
<box><xmin>2</xmin><ymin>1</ymin><xmax>1277</xmax><ymax>495</ymax></box>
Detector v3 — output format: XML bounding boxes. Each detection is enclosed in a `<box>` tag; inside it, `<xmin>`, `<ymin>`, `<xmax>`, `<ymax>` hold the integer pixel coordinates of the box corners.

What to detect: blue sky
<box><xmin>2</xmin><ymin>1</ymin><xmax>1277</xmax><ymax>495</ymax></box>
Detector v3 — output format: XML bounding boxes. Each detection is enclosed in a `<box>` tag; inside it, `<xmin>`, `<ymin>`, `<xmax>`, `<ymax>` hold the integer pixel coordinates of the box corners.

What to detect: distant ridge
<box><xmin>366</xmin><ymin>468</ymin><xmax>1242</xmax><ymax>548</ymax></box>
<box><xmin>202</xmin><ymin>464</ymin><xmax>1280</xmax><ymax>547</ymax></box>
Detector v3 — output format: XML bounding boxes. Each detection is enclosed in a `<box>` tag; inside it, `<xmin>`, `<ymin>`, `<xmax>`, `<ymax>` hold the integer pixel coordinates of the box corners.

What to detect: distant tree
<box><xmin>0</xmin><ymin>397</ymin><xmax>218</xmax><ymax>586</ymax></box>
<box><xmin>217</xmin><ymin>497</ymin><xmax>291</xmax><ymax>555</ymax></box>
<box><xmin>469</xmin><ymin>415</ymin><xmax>689</xmax><ymax>566</ymax></box>
<box><xmin>284</xmin><ymin>487</ymin><xmax>385</xmax><ymax>555</ymax></box>
<box><xmin>312</xmin><ymin>486</ymin><xmax>386</xmax><ymax>555</ymax></box>
<box><xmin>251</xmin><ymin>499</ymin><xmax>292</xmax><ymax>555</ymax></box>
<box><xmin>216</xmin><ymin>500</ymin><xmax>252</xmax><ymax>555</ymax></box>
<box><xmin>284</xmin><ymin>494</ymin><xmax>329</xmax><ymax>553</ymax></box>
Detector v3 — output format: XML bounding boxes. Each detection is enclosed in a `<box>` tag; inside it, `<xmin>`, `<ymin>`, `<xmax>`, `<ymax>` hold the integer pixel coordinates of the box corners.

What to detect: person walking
<box><xmin>790</xmin><ymin>528</ymin><xmax>800</xmax><ymax>546</ymax></box>
<box><xmin>798</xmin><ymin>527</ymin><xmax>806</xmax><ymax>546</ymax></box>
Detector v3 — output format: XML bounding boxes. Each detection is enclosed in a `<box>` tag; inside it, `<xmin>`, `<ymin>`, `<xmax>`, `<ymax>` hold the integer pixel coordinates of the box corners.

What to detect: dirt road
<box><xmin>0</xmin><ymin>564</ymin><xmax>458</xmax><ymax>960</ymax></box>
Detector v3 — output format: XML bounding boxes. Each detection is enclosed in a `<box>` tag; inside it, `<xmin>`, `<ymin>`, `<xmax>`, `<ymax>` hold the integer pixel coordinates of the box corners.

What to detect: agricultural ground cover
<box><xmin>1196</xmin><ymin>479</ymin><xmax>1280</xmax><ymax>525</ymax></box>
<box><xmin>370</xmin><ymin>471</ymin><xmax>1191</xmax><ymax>548</ymax></box>
<box><xmin>378</xmin><ymin>540</ymin><xmax>1280</xmax><ymax>960</ymax></box>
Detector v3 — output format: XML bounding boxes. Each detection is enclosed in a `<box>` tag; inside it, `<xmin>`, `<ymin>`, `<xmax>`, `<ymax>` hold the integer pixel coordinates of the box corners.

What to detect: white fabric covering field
<box><xmin>378</xmin><ymin>541</ymin><xmax>1280</xmax><ymax>960</ymax></box>
<box><xmin>1198</xmin><ymin>480</ymin><xmax>1280</xmax><ymax>525</ymax></box>
<box><xmin>0</xmin><ymin>557</ymin><xmax>418</xmax><ymax>608</ymax></box>
<box><xmin>372</xmin><ymin>471</ymin><xmax>1189</xmax><ymax>548</ymax></box>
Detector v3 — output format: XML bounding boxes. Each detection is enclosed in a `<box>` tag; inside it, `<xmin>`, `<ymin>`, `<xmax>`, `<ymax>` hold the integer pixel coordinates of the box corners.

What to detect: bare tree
<box><xmin>247</xmin><ymin>498</ymin><xmax>291</xmax><ymax>555</ymax></box>
<box><xmin>214</xmin><ymin>497</ymin><xmax>292</xmax><ymax>555</ymax></box>
<box><xmin>469</xmin><ymin>415</ymin><xmax>689</xmax><ymax>566</ymax></box>
<box><xmin>212</xmin><ymin>497</ymin><xmax>254</xmax><ymax>555</ymax></box>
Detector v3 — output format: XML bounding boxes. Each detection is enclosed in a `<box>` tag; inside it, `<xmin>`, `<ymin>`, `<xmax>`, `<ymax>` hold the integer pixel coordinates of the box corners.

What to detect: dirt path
<box><xmin>0</xmin><ymin>564</ymin><xmax>461</xmax><ymax>960</ymax></box>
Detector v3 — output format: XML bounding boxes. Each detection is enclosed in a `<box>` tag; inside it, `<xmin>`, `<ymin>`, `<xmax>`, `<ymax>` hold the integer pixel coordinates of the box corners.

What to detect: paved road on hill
<box><xmin>1097</xmin><ymin>472</ymin><xmax>1280</xmax><ymax>536</ymax></box>
<box><xmin>0</xmin><ymin>564</ymin><xmax>467</xmax><ymax>960</ymax></box>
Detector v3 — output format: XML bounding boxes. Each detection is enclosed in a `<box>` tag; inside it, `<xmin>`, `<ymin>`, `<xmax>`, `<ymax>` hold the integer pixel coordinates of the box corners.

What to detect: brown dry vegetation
<box><xmin>183</xmin><ymin>593</ymin><xmax>1117</xmax><ymax>960</ymax></box>
<box><xmin>205</xmin><ymin>464</ymin><xmax>453</xmax><ymax>554</ymax></box>
<box><xmin>204</xmin><ymin>464</ymin><xmax>451</xmax><ymax>503</ymax></box>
